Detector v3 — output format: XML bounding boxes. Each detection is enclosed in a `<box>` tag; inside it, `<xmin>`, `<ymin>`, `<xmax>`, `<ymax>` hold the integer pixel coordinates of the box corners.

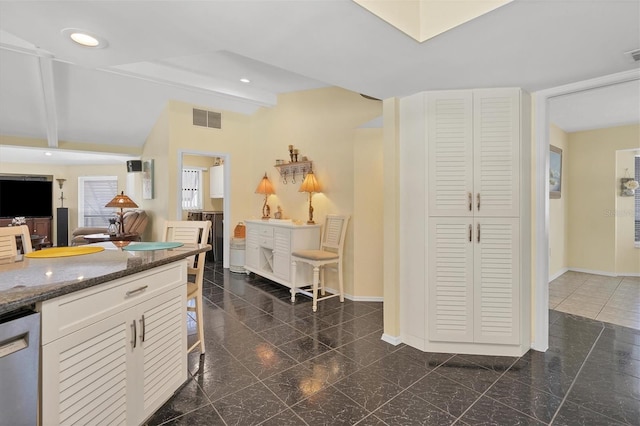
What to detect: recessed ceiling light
<box><xmin>44</xmin><ymin>152</ymin><xmax>53</xmax><ymax>156</ymax></box>
<box><xmin>240</xmin><ymin>78</ymin><xmax>251</xmax><ymax>83</ymax></box>
<box><xmin>61</xmin><ymin>28</ymin><xmax>108</xmax><ymax>48</ymax></box>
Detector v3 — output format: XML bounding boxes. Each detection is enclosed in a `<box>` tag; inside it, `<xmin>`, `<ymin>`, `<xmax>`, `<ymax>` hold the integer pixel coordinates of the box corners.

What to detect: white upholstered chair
<box><xmin>290</xmin><ymin>215</ymin><xmax>350</xmax><ymax>312</ymax></box>
<box><xmin>162</xmin><ymin>220</ymin><xmax>211</xmax><ymax>354</ymax></box>
<box><xmin>0</xmin><ymin>225</ymin><xmax>33</xmax><ymax>259</ymax></box>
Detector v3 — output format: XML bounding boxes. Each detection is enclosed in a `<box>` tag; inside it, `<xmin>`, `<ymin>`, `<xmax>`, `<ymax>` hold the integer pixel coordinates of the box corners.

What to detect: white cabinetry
<box><xmin>400</xmin><ymin>87</ymin><xmax>530</xmax><ymax>357</ymax></box>
<box><xmin>244</xmin><ymin>220</ymin><xmax>321</xmax><ymax>289</ymax></box>
<box><xmin>39</xmin><ymin>262</ymin><xmax>188</xmax><ymax>426</ymax></box>
<box><xmin>209</xmin><ymin>165</ymin><xmax>224</xmax><ymax>198</ymax></box>
<box><xmin>427</xmin><ymin>89</ymin><xmax>520</xmax><ymax>217</ymax></box>
<box><xmin>428</xmin><ymin>217</ymin><xmax>520</xmax><ymax>345</ymax></box>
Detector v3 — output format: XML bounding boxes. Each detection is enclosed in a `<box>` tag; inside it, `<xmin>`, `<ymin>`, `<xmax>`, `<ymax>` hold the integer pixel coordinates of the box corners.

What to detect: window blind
<box><xmin>78</xmin><ymin>176</ymin><xmax>118</xmax><ymax>227</ymax></box>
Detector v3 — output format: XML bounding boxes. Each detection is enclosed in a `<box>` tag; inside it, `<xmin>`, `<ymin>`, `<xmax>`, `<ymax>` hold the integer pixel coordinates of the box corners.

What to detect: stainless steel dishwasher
<box><xmin>0</xmin><ymin>308</ymin><xmax>40</xmax><ymax>426</ymax></box>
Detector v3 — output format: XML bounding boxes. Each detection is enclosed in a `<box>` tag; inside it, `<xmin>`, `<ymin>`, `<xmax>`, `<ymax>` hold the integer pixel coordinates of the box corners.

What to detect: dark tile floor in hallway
<box><xmin>146</xmin><ymin>262</ymin><xmax>640</xmax><ymax>425</ymax></box>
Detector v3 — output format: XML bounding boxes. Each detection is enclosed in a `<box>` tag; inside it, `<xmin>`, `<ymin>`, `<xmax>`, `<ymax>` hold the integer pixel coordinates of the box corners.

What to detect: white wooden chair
<box><xmin>290</xmin><ymin>215</ymin><xmax>350</xmax><ymax>312</ymax></box>
<box><xmin>162</xmin><ymin>220</ymin><xmax>211</xmax><ymax>354</ymax></box>
<box><xmin>0</xmin><ymin>225</ymin><xmax>33</xmax><ymax>259</ymax></box>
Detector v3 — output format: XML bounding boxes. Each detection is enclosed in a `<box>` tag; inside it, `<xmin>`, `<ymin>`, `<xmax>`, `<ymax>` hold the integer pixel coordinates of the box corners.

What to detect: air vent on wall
<box><xmin>625</xmin><ymin>48</ymin><xmax>640</xmax><ymax>62</ymax></box>
<box><xmin>193</xmin><ymin>108</ymin><xmax>222</xmax><ymax>129</ymax></box>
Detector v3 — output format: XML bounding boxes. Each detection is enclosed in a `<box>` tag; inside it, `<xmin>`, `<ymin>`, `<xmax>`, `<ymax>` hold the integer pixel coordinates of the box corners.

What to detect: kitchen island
<box><xmin>0</xmin><ymin>241</ymin><xmax>210</xmax><ymax>426</ymax></box>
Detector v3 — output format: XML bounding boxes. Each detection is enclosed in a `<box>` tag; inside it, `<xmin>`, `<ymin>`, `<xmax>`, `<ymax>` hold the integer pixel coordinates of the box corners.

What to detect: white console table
<box><xmin>244</xmin><ymin>220</ymin><xmax>321</xmax><ymax>289</ymax></box>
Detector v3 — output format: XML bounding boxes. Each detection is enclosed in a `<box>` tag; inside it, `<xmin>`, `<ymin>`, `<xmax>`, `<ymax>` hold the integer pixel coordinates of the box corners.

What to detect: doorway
<box><xmin>177</xmin><ymin>149</ymin><xmax>231</xmax><ymax>269</ymax></box>
<box><xmin>533</xmin><ymin>69</ymin><xmax>640</xmax><ymax>350</ymax></box>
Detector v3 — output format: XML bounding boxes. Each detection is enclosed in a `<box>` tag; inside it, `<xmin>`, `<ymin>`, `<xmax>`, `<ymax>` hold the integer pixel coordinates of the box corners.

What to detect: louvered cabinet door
<box><xmin>41</xmin><ymin>314</ymin><xmax>130</xmax><ymax>426</ymax></box>
<box><xmin>473</xmin><ymin>218</ymin><xmax>520</xmax><ymax>344</ymax></box>
<box><xmin>473</xmin><ymin>89</ymin><xmax>520</xmax><ymax>217</ymax></box>
<box><xmin>428</xmin><ymin>218</ymin><xmax>474</xmax><ymax>342</ymax></box>
<box><xmin>138</xmin><ymin>287</ymin><xmax>187</xmax><ymax>423</ymax></box>
<box><xmin>427</xmin><ymin>91</ymin><xmax>474</xmax><ymax>217</ymax></box>
<box><xmin>273</xmin><ymin>228</ymin><xmax>291</xmax><ymax>280</ymax></box>
<box><xmin>245</xmin><ymin>224</ymin><xmax>260</xmax><ymax>269</ymax></box>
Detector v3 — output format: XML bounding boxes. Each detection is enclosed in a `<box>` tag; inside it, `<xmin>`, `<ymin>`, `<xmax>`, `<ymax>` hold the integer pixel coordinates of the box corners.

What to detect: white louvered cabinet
<box><xmin>428</xmin><ymin>217</ymin><xmax>520</xmax><ymax>345</ymax></box>
<box><xmin>428</xmin><ymin>89</ymin><xmax>520</xmax><ymax>218</ymax></box>
<box><xmin>39</xmin><ymin>262</ymin><xmax>188</xmax><ymax>426</ymax></box>
<box><xmin>399</xmin><ymin>86</ymin><xmax>530</xmax><ymax>357</ymax></box>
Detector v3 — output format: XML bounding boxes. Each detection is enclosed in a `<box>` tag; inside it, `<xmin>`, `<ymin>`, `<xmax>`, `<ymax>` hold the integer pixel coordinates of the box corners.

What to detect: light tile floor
<box><xmin>550</xmin><ymin>271</ymin><xmax>640</xmax><ymax>330</ymax></box>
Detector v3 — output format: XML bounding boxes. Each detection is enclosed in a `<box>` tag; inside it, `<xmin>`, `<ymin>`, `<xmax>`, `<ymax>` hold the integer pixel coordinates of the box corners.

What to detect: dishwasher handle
<box><xmin>0</xmin><ymin>334</ymin><xmax>28</xmax><ymax>358</ymax></box>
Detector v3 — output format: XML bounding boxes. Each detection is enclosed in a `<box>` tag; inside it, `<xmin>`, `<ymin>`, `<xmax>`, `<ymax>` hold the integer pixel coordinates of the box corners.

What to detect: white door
<box><xmin>473</xmin><ymin>217</ymin><xmax>520</xmax><ymax>344</ymax></box>
<box><xmin>427</xmin><ymin>91</ymin><xmax>474</xmax><ymax>217</ymax></box>
<box><xmin>41</xmin><ymin>313</ymin><xmax>131</xmax><ymax>426</ymax></box>
<box><xmin>427</xmin><ymin>217</ymin><xmax>475</xmax><ymax>342</ymax></box>
<box><xmin>138</xmin><ymin>287</ymin><xmax>187</xmax><ymax>422</ymax></box>
<box><xmin>472</xmin><ymin>89</ymin><xmax>520</xmax><ymax>217</ymax></box>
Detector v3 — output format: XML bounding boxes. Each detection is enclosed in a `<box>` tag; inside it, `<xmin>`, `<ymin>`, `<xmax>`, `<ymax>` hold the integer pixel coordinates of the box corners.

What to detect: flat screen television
<box><xmin>0</xmin><ymin>180</ymin><xmax>53</xmax><ymax>218</ymax></box>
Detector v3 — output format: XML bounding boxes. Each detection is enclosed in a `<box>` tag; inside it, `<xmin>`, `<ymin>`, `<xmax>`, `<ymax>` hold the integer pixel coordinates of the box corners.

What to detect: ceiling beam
<box><xmin>37</xmin><ymin>54</ymin><xmax>59</xmax><ymax>148</ymax></box>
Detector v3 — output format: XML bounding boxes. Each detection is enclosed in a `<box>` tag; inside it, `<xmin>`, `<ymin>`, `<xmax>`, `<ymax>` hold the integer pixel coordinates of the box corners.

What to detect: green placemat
<box><xmin>123</xmin><ymin>242</ymin><xmax>184</xmax><ymax>251</ymax></box>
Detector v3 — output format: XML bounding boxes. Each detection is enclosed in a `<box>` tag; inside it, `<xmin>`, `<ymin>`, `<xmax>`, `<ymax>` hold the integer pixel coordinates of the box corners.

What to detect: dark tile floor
<box><xmin>146</xmin><ymin>262</ymin><xmax>640</xmax><ymax>425</ymax></box>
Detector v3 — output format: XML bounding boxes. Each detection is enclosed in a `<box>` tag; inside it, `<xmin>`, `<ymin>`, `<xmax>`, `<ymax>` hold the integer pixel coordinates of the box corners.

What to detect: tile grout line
<box><xmin>451</xmin><ymin>356</ymin><xmax>522</xmax><ymax>424</ymax></box>
<box><xmin>593</xmin><ymin>277</ymin><xmax>625</xmax><ymax>321</ymax></box>
<box><xmin>548</xmin><ymin>324</ymin><xmax>605</xmax><ymax>425</ymax></box>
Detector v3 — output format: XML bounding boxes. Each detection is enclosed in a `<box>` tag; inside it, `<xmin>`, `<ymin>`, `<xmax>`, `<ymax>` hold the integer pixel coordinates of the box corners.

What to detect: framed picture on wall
<box><xmin>549</xmin><ymin>145</ymin><xmax>562</xmax><ymax>199</ymax></box>
<box><xmin>142</xmin><ymin>159</ymin><xmax>154</xmax><ymax>200</ymax></box>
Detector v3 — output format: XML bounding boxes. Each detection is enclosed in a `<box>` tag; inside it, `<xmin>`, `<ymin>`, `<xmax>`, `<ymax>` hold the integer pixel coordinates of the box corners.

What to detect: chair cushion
<box><xmin>292</xmin><ymin>250</ymin><xmax>339</xmax><ymax>261</ymax></box>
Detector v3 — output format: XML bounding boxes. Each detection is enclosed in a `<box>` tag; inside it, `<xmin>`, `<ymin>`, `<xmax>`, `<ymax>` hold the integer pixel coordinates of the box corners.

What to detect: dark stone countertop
<box><xmin>0</xmin><ymin>241</ymin><xmax>211</xmax><ymax>316</ymax></box>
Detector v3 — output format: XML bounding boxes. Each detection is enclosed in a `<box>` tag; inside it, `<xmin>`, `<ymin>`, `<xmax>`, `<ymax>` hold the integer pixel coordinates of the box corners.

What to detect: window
<box><xmin>182</xmin><ymin>168</ymin><xmax>203</xmax><ymax>210</ymax></box>
<box><xmin>635</xmin><ymin>156</ymin><xmax>640</xmax><ymax>244</ymax></box>
<box><xmin>78</xmin><ymin>176</ymin><xmax>118</xmax><ymax>227</ymax></box>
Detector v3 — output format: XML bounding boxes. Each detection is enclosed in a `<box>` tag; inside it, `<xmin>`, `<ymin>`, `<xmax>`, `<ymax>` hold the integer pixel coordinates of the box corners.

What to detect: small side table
<box><xmin>83</xmin><ymin>233</ymin><xmax>141</xmax><ymax>243</ymax></box>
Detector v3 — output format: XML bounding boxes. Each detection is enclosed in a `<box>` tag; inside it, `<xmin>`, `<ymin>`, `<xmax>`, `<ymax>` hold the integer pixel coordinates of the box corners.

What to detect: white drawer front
<box><xmin>259</xmin><ymin>237</ymin><xmax>274</xmax><ymax>248</ymax></box>
<box><xmin>40</xmin><ymin>262</ymin><xmax>186</xmax><ymax>344</ymax></box>
<box><xmin>259</xmin><ymin>226</ymin><xmax>274</xmax><ymax>237</ymax></box>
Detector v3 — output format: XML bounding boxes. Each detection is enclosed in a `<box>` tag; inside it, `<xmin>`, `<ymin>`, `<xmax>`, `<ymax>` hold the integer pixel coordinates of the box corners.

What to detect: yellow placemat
<box><xmin>25</xmin><ymin>246</ymin><xmax>105</xmax><ymax>258</ymax></box>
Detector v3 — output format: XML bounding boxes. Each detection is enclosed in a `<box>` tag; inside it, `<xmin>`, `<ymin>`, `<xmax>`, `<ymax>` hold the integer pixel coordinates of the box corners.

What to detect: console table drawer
<box><xmin>259</xmin><ymin>226</ymin><xmax>274</xmax><ymax>237</ymax></box>
<box><xmin>259</xmin><ymin>236</ymin><xmax>274</xmax><ymax>248</ymax></box>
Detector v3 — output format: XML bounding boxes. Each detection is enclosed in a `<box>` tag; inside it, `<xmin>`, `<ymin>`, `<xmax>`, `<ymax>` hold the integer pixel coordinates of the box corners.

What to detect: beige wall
<box><xmin>567</xmin><ymin>124</ymin><xmax>640</xmax><ymax>275</ymax></box>
<box><xmin>549</xmin><ymin>124</ymin><xmax>569</xmax><ymax>279</ymax></box>
<box><xmin>157</xmin><ymin>88</ymin><xmax>382</xmax><ymax>298</ymax></box>
<box><xmin>382</xmin><ymin>97</ymin><xmax>401</xmax><ymax>337</ymax></box>
<box><xmin>353</xmin><ymin>128</ymin><xmax>384</xmax><ymax>298</ymax></box>
<box><xmin>166</xmin><ymin>100</ymin><xmax>253</xmax><ymax>232</ymax></box>
<box><xmin>140</xmin><ymin>105</ymin><xmax>171</xmax><ymax>241</ymax></box>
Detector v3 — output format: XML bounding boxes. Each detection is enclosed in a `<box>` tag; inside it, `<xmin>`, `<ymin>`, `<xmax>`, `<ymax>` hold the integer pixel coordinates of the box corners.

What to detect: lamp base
<box><xmin>307</xmin><ymin>220</ymin><xmax>315</xmax><ymax>225</ymax></box>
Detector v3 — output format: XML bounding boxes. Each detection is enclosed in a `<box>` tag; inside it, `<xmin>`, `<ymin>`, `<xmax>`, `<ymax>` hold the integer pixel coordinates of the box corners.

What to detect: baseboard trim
<box><xmin>549</xmin><ymin>267</ymin><xmax>569</xmax><ymax>281</ymax></box>
<box><xmin>568</xmin><ymin>268</ymin><xmax>629</xmax><ymax>278</ymax></box>
<box><xmin>322</xmin><ymin>287</ymin><xmax>384</xmax><ymax>302</ymax></box>
<box><xmin>381</xmin><ymin>333</ymin><xmax>402</xmax><ymax>346</ymax></box>
<box><xmin>617</xmin><ymin>272</ymin><xmax>640</xmax><ymax>277</ymax></box>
